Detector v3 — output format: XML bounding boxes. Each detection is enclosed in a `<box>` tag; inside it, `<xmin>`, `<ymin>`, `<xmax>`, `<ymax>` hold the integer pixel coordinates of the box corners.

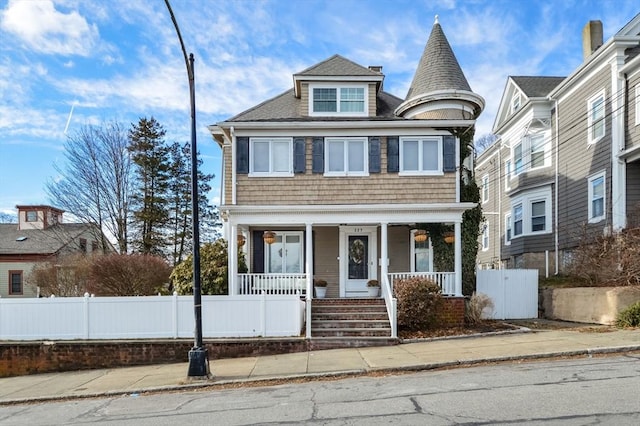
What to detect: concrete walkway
<box><xmin>1</xmin><ymin>327</ymin><xmax>639</xmax><ymax>405</ymax></box>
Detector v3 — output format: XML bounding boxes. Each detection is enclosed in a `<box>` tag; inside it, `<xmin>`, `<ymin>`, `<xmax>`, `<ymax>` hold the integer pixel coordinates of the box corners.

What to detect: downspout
<box><xmin>553</xmin><ymin>99</ymin><xmax>559</xmax><ymax>275</ymax></box>
<box><xmin>497</xmin><ymin>146</ymin><xmax>502</xmax><ymax>269</ymax></box>
<box><xmin>231</xmin><ymin>126</ymin><xmax>237</xmax><ymax>205</ymax></box>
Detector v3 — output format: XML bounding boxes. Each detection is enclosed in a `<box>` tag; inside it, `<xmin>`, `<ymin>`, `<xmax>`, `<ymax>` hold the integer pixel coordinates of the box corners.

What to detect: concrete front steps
<box><xmin>310</xmin><ymin>298</ymin><xmax>398</xmax><ymax>350</ymax></box>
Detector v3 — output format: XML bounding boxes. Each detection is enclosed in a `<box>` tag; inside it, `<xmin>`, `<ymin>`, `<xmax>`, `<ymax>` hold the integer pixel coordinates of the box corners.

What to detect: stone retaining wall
<box><xmin>541</xmin><ymin>286</ymin><xmax>640</xmax><ymax>325</ymax></box>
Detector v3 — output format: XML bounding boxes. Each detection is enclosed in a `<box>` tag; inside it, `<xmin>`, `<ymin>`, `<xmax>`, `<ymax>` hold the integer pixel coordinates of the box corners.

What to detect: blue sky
<box><xmin>1</xmin><ymin>0</ymin><xmax>639</xmax><ymax>218</ymax></box>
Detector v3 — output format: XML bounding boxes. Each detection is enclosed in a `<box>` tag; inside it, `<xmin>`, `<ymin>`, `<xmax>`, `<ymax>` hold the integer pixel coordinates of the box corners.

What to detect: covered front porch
<box><xmin>224</xmin><ymin>203</ymin><xmax>474</xmax><ymax>339</ymax></box>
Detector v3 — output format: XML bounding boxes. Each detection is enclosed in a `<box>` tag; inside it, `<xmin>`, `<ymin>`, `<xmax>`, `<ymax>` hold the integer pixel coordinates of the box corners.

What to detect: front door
<box><xmin>340</xmin><ymin>226</ymin><xmax>377</xmax><ymax>297</ymax></box>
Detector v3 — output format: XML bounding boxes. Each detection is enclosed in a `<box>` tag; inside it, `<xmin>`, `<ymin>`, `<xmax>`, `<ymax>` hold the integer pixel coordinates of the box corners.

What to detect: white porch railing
<box><xmin>380</xmin><ymin>274</ymin><xmax>397</xmax><ymax>338</ymax></box>
<box><xmin>238</xmin><ymin>273</ymin><xmax>307</xmax><ymax>295</ymax></box>
<box><xmin>388</xmin><ymin>272</ymin><xmax>457</xmax><ymax>296</ymax></box>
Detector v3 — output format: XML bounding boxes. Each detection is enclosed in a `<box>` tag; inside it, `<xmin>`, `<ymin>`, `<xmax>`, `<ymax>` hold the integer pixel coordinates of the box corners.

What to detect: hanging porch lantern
<box><xmin>263</xmin><ymin>231</ymin><xmax>276</xmax><ymax>245</ymax></box>
<box><xmin>413</xmin><ymin>229</ymin><xmax>428</xmax><ymax>243</ymax></box>
<box><xmin>444</xmin><ymin>231</ymin><xmax>455</xmax><ymax>244</ymax></box>
<box><xmin>237</xmin><ymin>233</ymin><xmax>246</xmax><ymax>247</ymax></box>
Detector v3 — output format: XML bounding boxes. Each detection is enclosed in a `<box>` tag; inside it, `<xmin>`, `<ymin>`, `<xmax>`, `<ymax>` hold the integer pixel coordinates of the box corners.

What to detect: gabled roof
<box><xmin>0</xmin><ymin>223</ymin><xmax>93</xmax><ymax>255</ymax></box>
<box><xmin>294</xmin><ymin>54</ymin><xmax>382</xmax><ymax>77</ymax></box>
<box><xmin>226</xmin><ymin>88</ymin><xmax>404</xmax><ymax>122</ymax></box>
<box><xmin>492</xmin><ymin>76</ymin><xmax>564</xmax><ymax>133</ymax></box>
<box><xmin>405</xmin><ymin>18</ymin><xmax>471</xmax><ymax>100</ymax></box>
<box><xmin>511</xmin><ymin>76</ymin><xmax>565</xmax><ymax>98</ymax></box>
<box><xmin>292</xmin><ymin>54</ymin><xmax>384</xmax><ymax>97</ymax></box>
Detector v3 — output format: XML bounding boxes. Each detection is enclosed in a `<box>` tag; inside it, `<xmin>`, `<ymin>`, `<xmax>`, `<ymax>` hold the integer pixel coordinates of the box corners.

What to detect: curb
<box><xmin>2</xmin><ymin>345</ymin><xmax>640</xmax><ymax>406</ymax></box>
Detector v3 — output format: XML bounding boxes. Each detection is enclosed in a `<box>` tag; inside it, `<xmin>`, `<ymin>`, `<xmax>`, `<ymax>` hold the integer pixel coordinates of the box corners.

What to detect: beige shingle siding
<box><xmin>368</xmin><ymin>84</ymin><xmax>377</xmax><ymax>117</ymax></box>
<box><xmin>300</xmin><ymin>83</ymin><xmax>309</xmax><ymax>116</ymax></box>
<box><xmin>223</xmin><ymin>145</ymin><xmax>233</xmax><ymax>205</ymax></box>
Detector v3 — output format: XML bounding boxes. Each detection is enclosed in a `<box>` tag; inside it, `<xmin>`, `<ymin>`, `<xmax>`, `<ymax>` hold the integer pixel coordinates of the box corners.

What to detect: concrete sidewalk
<box><xmin>1</xmin><ymin>328</ymin><xmax>639</xmax><ymax>405</ymax></box>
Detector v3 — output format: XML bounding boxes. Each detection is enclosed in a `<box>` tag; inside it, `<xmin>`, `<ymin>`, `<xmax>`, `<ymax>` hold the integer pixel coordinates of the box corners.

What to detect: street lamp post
<box><xmin>164</xmin><ymin>0</ymin><xmax>210</xmax><ymax>379</ymax></box>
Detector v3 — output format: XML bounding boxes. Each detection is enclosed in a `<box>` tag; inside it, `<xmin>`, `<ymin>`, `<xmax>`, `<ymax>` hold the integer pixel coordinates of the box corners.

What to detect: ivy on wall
<box><xmin>420</xmin><ymin>127</ymin><xmax>482</xmax><ymax>296</ymax></box>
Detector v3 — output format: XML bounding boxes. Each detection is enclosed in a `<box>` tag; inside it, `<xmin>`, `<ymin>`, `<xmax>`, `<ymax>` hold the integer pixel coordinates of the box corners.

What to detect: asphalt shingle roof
<box><xmin>405</xmin><ymin>21</ymin><xmax>471</xmax><ymax>100</ymax></box>
<box><xmin>294</xmin><ymin>54</ymin><xmax>382</xmax><ymax>77</ymax></box>
<box><xmin>511</xmin><ymin>76</ymin><xmax>565</xmax><ymax>97</ymax></box>
<box><xmin>0</xmin><ymin>223</ymin><xmax>90</xmax><ymax>255</ymax></box>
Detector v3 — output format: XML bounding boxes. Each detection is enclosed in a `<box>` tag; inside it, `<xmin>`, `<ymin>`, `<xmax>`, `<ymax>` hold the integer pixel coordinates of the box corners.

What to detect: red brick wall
<box><xmin>437</xmin><ymin>297</ymin><xmax>466</xmax><ymax>327</ymax></box>
<box><xmin>0</xmin><ymin>339</ymin><xmax>308</xmax><ymax>378</ymax></box>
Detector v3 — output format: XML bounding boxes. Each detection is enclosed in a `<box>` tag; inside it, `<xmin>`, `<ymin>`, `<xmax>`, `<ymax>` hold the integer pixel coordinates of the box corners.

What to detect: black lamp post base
<box><xmin>187</xmin><ymin>347</ymin><xmax>211</xmax><ymax>379</ymax></box>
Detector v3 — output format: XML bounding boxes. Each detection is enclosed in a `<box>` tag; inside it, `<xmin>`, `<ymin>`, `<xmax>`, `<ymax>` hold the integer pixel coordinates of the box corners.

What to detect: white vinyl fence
<box><xmin>476</xmin><ymin>269</ymin><xmax>538</xmax><ymax>319</ymax></box>
<box><xmin>0</xmin><ymin>294</ymin><xmax>305</xmax><ymax>341</ymax></box>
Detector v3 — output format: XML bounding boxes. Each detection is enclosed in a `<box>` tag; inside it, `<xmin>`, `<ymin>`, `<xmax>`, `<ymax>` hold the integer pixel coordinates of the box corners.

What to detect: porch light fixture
<box><xmin>444</xmin><ymin>231</ymin><xmax>455</xmax><ymax>244</ymax></box>
<box><xmin>413</xmin><ymin>229</ymin><xmax>428</xmax><ymax>243</ymax></box>
<box><xmin>263</xmin><ymin>231</ymin><xmax>276</xmax><ymax>245</ymax></box>
<box><xmin>237</xmin><ymin>233</ymin><xmax>246</xmax><ymax>247</ymax></box>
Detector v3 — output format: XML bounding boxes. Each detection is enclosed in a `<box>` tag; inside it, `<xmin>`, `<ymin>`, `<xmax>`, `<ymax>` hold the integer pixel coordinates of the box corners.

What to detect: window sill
<box><xmin>588</xmin><ymin>216</ymin><xmax>605</xmax><ymax>224</ymax></box>
<box><xmin>398</xmin><ymin>171</ymin><xmax>444</xmax><ymax>177</ymax></box>
<box><xmin>248</xmin><ymin>172</ymin><xmax>294</xmax><ymax>178</ymax></box>
<box><xmin>323</xmin><ymin>172</ymin><xmax>369</xmax><ymax>177</ymax></box>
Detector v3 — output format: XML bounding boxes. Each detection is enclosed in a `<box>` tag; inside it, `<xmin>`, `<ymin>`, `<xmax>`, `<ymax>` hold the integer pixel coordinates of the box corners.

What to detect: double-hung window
<box><xmin>511</xmin><ymin>187</ymin><xmax>552</xmax><ymax>238</ymax></box>
<box><xmin>481</xmin><ymin>222</ymin><xmax>489</xmax><ymax>251</ymax></box>
<box><xmin>531</xmin><ymin>200</ymin><xmax>546</xmax><ymax>232</ymax></box>
<box><xmin>311</xmin><ymin>85</ymin><xmax>366</xmax><ymax>116</ymax></box>
<box><xmin>399</xmin><ymin>137</ymin><xmax>442</xmax><ymax>175</ymax></box>
<box><xmin>588</xmin><ymin>90</ymin><xmax>605</xmax><ymax>144</ymax></box>
<box><xmin>9</xmin><ymin>270</ymin><xmax>23</xmax><ymax>295</ymax></box>
<box><xmin>505</xmin><ymin>213</ymin><xmax>512</xmax><ymax>245</ymax></box>
<box><xmin>513</xmin><ymin>204</ymin><xmax>523</xmax><ymax>237</ymax></box>
<box><xmin>530</xmin><ymin>134</ymin><xmax>545</xmax><ymax>169</ymax></box>
<box><xmin>265</xmin><ymin>232</ymin><xmax>303</xmax><ymax>273</ymax></box>
<box><xmin>250</xmin><ymin>138</ymin><xmax>292</xmax><ymax>176</ymax></box>
<box><xmin>513</xmin><ymin>142</ymin><xmax>523</xmax><ymax>175</ymax></box>
<box><xmin>325</xmin><ymin>137</ymin><xmax>367</xmax><ymax>176</ymax></box>
<box><xmin>482</xmin><ymin>175</ymin><xmax>489</xmax><ymax>203</ymax></box>
<box><xmin>588</xmin><ymin>171</ymin><xmax>605</xmax><ymax>223</ymax></box>
<box><xmin>511</xmin><ymin>93</ymin><xmax>521</xmax><ymax>114</ymax></box>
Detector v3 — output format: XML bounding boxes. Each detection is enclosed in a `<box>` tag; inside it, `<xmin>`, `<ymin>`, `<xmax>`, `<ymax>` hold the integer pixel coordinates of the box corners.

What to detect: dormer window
<box><xmin>310</xmin><ymin>84</ymin><xmax>366</xmax><ymax>116</ymax></box>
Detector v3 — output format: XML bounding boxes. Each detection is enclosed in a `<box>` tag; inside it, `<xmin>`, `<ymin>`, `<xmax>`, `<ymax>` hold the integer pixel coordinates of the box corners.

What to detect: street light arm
<box><xmin>163</xmin><ymin>0</ymin><xmax>193</xmax><ymax>81</ymax></box>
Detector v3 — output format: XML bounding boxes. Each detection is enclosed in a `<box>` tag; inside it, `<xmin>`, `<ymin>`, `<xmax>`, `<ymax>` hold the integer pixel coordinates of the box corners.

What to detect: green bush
<box><xmin>171</xmin><ymin>239</ymin><xmax>247</xmax><ymax>295</ymax></box>
<box><xmin>394</xmin><ymin>277</ymin><xmax>444</xmax><ymax>331</ymax></box>
<box><xmin>615</xmin><ymin>301</ymin><xmax>640</xmax><ymax>328</ymax></box>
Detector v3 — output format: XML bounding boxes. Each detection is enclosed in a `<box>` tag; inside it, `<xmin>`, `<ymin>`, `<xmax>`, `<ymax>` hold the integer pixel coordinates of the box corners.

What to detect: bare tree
<box><xmin>47</xmin><ymin>121</ymin><xmax>132</xmax><ymax>252</ymax></box>
<box><xmin>474</xmin><ymin>134</ymin><xmax>498</xmax><ymax>156</ymax></box>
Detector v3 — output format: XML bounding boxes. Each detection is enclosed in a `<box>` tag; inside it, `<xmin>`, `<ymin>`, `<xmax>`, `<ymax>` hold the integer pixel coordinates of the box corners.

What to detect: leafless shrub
<box><xmin>27</xmin><ymin>253</ymin><xmax>93</xmax><ymax>297</ymax></box>
<box><xmin>465</xmin><ymin>292</ymin><xmax>494</xmax><ymax>324</ymax></box>
<box><xmin>567</xmin><ymin>224</ymin><xmax>640</xmax><ymax>286</ymax></box>
<box><xmin>88</xmin><ymin>254</ymin><xmax>171</xmax><ymax>296</ymax></box>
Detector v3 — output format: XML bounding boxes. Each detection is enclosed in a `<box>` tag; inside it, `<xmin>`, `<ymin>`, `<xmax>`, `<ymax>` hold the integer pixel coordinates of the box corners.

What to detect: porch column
<box><xmin>229</xmin><ymin>223</ymin><xmax>238</xmax><ymax>295</ymax></box>
<box><xmin>454</xmin><ymin>221</ymin><xmax>462</xmax><ymax>296</ymax></box>
<box><xmin>380</xmin><ymin>222</ymin><xmax>388</xmax><ymax>283</ymax></box>
<box><xmin>305</xmin><ymin>223</ymin><xmax>313</xmax><ymax>339</ymax></box>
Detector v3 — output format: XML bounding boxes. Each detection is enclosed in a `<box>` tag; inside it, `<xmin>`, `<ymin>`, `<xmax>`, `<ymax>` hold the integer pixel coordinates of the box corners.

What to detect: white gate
<box><xmin>476</xmin><ymin>269</ymin><xmax>538</xmax><ymax>319</ymax></box>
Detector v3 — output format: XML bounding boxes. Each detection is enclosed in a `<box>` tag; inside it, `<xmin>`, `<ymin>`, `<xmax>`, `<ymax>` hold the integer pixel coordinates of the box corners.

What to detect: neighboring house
<box><xmin>0</xmin><ymin>205</ymin><xmax>112</xmax><ymax>297</ymax></box>
<box><xmin>209</xmin><ymin>17</ymin><xmax>484</xmax><ymax>338</ymax></box>
<box><xmin>476</xmin><ymin>15</ymin><xmax>640</xmax><ymax>274</ymax></box>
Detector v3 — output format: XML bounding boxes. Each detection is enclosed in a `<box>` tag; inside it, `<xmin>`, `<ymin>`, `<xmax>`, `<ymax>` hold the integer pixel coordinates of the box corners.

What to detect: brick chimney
<box><xmin>582</xmin><ymin>20</ymin><xmax>603</xmax><ymax>60</ymax></box>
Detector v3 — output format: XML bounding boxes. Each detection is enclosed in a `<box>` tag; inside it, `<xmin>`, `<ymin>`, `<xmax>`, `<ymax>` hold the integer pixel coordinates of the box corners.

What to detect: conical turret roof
<box><xmin>396</xmin><ymin>16</ymin><xmax>484</xmax><ymax>120</ymax></box>
<box><xmin>406</xmin><ymin>17</ymin><xmax>471</xmax><ymax>99</ymax></box>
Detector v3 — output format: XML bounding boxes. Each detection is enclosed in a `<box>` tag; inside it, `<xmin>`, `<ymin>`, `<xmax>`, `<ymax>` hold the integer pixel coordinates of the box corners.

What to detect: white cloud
<box><xmin>1</xmin><ymin>0</ymin><xmax>99</xmax><ymax>56</ymax></box>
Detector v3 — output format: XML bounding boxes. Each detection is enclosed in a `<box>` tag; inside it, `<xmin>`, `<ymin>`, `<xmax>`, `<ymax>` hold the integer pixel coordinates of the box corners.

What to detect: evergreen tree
<box><xmin>128</xmin><ymin>117</ymin><xmax>170</xmax><ymax>255</ymax></box>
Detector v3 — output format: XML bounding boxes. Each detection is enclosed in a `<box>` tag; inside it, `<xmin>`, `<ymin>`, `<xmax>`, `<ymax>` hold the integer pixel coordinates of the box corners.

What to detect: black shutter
<box><xmin>252</xmin><ymin>231</ymin><xmax>264</xmax><ymax>273</ymax></box>
<box><xmin>368</xmin><ymin>137</ymin><xmax>381</xmax><ymax>173</ymax></box>
<box><xmin>387</xmin><ymin>136</ymin><xmax>399</xmax><ymax>173</ymax></box>
<box><xmin>443</xmin><ymin>135</ymin><xmax>456</xmax><ymax>172</ymax></box>
<box><xmin>293</xmin><ymin>137</ymin><xmax>306</xmax><ymax>173</ymax></box>
<box><xmin>312</xmin><ymin>137</ymin><xmax>324</xmax><ymax>173</ymax></box>
<box><xmin>237</xmin><ymin>137</ymin><xmax>249</xmax><ymax>174</ymax></box>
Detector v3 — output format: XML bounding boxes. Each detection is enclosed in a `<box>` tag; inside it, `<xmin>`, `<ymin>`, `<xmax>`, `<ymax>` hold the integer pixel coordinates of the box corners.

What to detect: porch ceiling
<box><xmin>223</xmin><ymin>202</ymin><xmax>476</xmax><ymax>225</ymax></box>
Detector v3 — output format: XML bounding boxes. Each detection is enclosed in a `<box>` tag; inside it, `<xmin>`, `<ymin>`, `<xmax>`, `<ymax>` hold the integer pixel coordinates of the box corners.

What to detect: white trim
<box><xmin>588</xmin><ymin>170</ymin><xmax>606</xmax><ymax>224</ymax></box>
<box><xmin>399</xmin><ymin>136</ymin><xmax>443</xmax><ymax>176</ymax></box>
<box><xmin>504</xmin><ymin>213</ymin><xmax>512</xmax><ymax>246</ymax></box>
<box><xmin>481</xmin><ymin>174</ymin><xmax>489</xmax><ymax>203</ymax></box>
<box><xmin>587</xmin><ymin>89</ymin><xmax>606</xmax><ymax>144</ymax></box>
<box><xmin>249</xmin><ymin>137</ymin><xmax>293</xmax><ymax>177</ymax></box>
<box><xmin>510</xmin><ymin>186</ymin><xmax>552</xmax><ymax>238</ymax></box>
<box><xmin>211</xmin><ymin>119</ymin><xmax>476</xmax><ymax>132</ymax></box>
<box><xmin>308</xmin><ymin>83</ymin><xmax>368</xmax><ymax>117</ymax></box>
<box><xmin>636</xmin><ymin>85</ymin><xmax>640</xmax><ymax>126</ymax></box>
<box><xmin>410</xmin><ymin>229</ymin><xmax>433</xmax><ymax>272</ymax></box>
<box><xmin>510</xmin><ymin>92</ymin><xmax>521</xmax><ymax>115</ymax></box>
<box><xmin>324</xmin><ymin>137</ymin><xmax>369</xmax><ymax>177</ymax></box>
<box><xmin>504</xmin><ymin>159</ymin><xmax>512</xmax><ymax>191</ymax></box>
<box><xmin>339</xmin><ymin>226</ymin><xmax>378</xmax><ymax>297</ymax></box>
